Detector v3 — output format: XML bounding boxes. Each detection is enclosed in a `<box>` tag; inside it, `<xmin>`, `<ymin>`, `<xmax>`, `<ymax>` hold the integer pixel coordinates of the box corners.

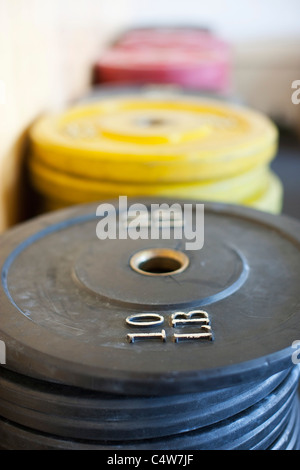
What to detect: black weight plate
<box><xmin>0</xmin><ymin>366</ymin><xmax>289</xmax><ymax>441</ymax></box>
<box><xmin>0</xmin><ymin>363</ymin><xmax>298</xmax><ymax>450</ymax></box>
<box><xmin>204</xmin><ymin>366</ymin><xmax>299</xmax><ymax>450</ymax></box>
<box><xmin>250</xmin><ymin>403</ymin><xmax>294</xmax><ymax>450</ymax></box>
<box><xmin>269</xmin><ymin>398</ymin><xmax>300</xmax><ymax>450</ymax></box>
<box><xmin>1</xmin><ymin>200</ymin><xmax>300</xmax><ymax>395</ymax></box>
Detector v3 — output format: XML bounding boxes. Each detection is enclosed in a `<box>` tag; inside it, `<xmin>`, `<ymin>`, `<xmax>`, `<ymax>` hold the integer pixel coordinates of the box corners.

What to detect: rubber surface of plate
<box><xmin>94</xmin><ymin>28</ymin><xmax>230</xmax><ymax>92</ymax></box>
<box><xmin>38</xmin><ymin>171</ymin><xmax>283</xmax><ymax>216</ymax></box>
<box><xmin>1</xmin><ymin>200</ymin><xmax>300</xmax><ymax>395</ymax></box>
<box><xmin>29</xmin><ymin>156</ymin><xmax>270</xmax><ymax>203</ymax></box>
<box><xmin>0</xmin><ymin>366</ymin><xmax>289</xmax><ymax>441</ymax></box>
<box><xmin>0</xmin><ymin>366</ymin><xmax>298</xmax><ymax>450</ymax></box>
<box><xmin>29</xmin><ymin>96</ymin><xmax>278</xmax><ymax>183</ymax></box>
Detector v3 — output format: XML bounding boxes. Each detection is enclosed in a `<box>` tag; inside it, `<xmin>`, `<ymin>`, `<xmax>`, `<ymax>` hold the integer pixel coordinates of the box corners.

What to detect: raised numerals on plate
<box><xmin>126</xmin><ymin>310</ymin><xmax>213</xmax><ymax>343</ymax></box>
<box><xmin>126</xmin><ymin>314</ymin><xmax>166</xmax><ymax>343</ymax></box>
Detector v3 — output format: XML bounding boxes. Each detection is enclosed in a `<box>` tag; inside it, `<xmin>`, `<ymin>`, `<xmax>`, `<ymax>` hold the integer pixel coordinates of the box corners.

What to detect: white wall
<box><xmin>126</xmin><ymin>0</ymin><xmax>300</xmax><ymax>42</ymax></box>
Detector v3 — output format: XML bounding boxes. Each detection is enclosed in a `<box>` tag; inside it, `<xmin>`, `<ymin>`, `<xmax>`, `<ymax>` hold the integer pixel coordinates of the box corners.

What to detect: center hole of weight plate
<box><xmin>135</xmin><ymin>117</ymin><xmax>167</xmax><ymax>127</ymax></box>
<box><xmin>130</xmin><ymin>248</ymin><xmax>189</xmax><ymax>276</ymax></box>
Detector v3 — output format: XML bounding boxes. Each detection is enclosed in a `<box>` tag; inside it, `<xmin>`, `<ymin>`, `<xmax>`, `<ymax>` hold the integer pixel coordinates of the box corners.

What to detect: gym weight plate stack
<box><xmin>28</xmin><ymin>94</ymin><xmax>283</xmax><ymax>215</ymax></box>
<box><xmin>94</xmin><ymin>27</ymin><xmax>231</xmax><ymax>94</ymax></box>
<box><xmin>0</xmin><ymin>198</ymin><xmax>300</xmax><ymax>450</ymax></box>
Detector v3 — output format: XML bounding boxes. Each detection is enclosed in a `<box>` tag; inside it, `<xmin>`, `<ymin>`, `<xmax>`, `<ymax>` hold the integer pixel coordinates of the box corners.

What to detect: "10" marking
<box><xmin>126</xmin><ymin>310</ymin><xmax>213</xmax><ymax>343</ymax></box>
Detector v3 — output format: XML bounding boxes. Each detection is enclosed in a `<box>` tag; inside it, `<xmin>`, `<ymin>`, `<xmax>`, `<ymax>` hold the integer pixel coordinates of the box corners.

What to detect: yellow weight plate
<box><xmin>31</xmin><ymin>141</ymin><xmax>277</xmax><ymax>184</ymax></box>
<box><xmin>39</xmin><ymin>171</ymin><xmax>283</xmax><ymax>216</ymax></box>
<box><xmin>30</xmin><ymin>96</ymin><xmax>278</xmax><ymax>183</ymax></box>
<box><xmin>29</xmin><ymin>156</ymin><xmax>271</xmax><ymax>205</ymax></box>
<box><xmin>244</xmin><ymin>172</ymin><xmax>283</xmax><ymax>214</ymax></box>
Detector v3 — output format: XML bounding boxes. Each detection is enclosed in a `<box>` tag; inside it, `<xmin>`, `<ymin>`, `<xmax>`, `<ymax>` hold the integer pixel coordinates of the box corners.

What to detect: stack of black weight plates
<box><xmin>0</xmin><ymin>199</ymin><xmax>300</xmax><ymax>450</ymax></box>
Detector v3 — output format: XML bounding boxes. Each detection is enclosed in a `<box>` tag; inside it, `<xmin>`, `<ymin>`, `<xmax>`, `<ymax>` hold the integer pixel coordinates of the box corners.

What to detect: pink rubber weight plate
<box><xmin>95</xmin><ymin>29</ymin><xmax>231</xmax><ymax>93</ymax></box>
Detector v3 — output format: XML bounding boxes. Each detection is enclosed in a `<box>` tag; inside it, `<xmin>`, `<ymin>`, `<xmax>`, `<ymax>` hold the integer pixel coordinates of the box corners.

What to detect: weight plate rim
<box><xmin>0</xmin><ymin>368</ymin><xmax>297</xmax><ymax>450</ymax></box>
<box><xmin>0</xmin><ymin>364</ymin><xmax>290</xmax><ymax>441</ymax></box>
<box><xmin>243</xmin><ymin>171</ymin><xmax>283</xmax><ymax>214</ymax></box>
<box><xmin>29</xmin><ymin>155</ymin><xmax>270</xmax><ymax>203</ymax></box>
<box><xmin>30</xmin><ymin>143</ymin><xmax>277</xmax><ymax>184</ymax></box>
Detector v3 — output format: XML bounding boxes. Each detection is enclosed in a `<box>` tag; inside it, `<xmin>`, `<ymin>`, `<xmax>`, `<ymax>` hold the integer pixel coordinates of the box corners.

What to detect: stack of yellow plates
<box><xmin>29</xmin><ymin>95</ymin><xmax>282</xmax><ymax>214</ymax></box>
